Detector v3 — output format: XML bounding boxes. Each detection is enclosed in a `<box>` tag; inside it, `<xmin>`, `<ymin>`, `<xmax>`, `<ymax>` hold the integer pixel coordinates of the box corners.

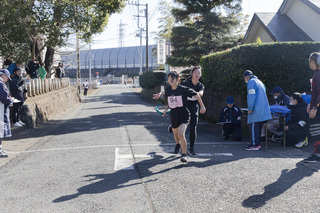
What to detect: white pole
<box><xmin>139</xmin><ymin>26</ymin><xmax>142</xmax><ymax>75</ymax></box>
<box><xmin>89</xmin><ymin>42</ymin><xmax>92</xmax><ymax>86</ymax></box>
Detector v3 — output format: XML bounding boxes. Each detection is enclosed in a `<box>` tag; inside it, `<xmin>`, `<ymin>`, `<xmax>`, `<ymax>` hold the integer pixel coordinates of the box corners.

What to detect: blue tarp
<box><xmin>270</xmin><ymin>105</ymin><xmax>291</xmax><ymax>122</ymax></box>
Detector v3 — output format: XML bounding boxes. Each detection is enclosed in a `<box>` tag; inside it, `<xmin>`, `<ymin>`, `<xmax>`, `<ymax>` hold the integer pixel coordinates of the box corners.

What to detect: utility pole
<box><xmin>128</xmin><ymin>0</ymin><xmax>148</xmax><ymax>73</ymax></box>
<box><xmin>89</xmin><ymin>42</ymin><xmax>92</xmax><ymax>86</ymax></box>
<box><xmin>140</xmin><ymin>25</ymin><xmax>142</xmax><ymax>74</ymax></box>
<box><xmin>145</xmin><ymin>3</ymin><xmax>148</xmax><ymax>72</ymax></box>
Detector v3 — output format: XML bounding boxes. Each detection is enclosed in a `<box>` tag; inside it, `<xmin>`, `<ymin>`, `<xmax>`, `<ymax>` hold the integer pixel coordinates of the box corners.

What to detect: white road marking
<box><xmin>197</xmin><ymin>153</ymin><xmax>233</xmax><ymax>157</ymax></box>
<box><xmin>114</xmin><ymin>147</ymin><xmax>134</xmax><ymax>170</ymax></box>
<box><xmin>5</xmin><ymin>141</ymin><xmax>246</xmax><ymax>154</ymax></box>
<box><xmin>114</xmin><ymin>148</ymin><xmax>155</xmax><ymax>171</ymax></box>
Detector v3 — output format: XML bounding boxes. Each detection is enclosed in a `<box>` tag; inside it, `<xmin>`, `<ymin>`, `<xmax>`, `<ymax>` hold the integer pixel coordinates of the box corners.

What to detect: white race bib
<box><xmin>168</xmin><ymin>96</ymin><xmax>183</xmax><ymax>109</ymax></box>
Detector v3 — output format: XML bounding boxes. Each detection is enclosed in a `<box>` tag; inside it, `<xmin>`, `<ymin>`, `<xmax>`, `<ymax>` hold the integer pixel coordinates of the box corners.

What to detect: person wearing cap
<box><xmin>243</xmin><ymin>70</ymin><xmax>272</xmax><ymax>150</ymax></box>
<box><xmin>270</xmin><ymin>86</ymin><xmax>290</xmax><ymax>107</ymax></box>
<box><xmin>0</xmin><ymin>69</ymin><xmax>13</xmax><ymax>157</ymax></box>
<box><xmin>9</xmin><ymin>68</ymin><xmax>26</xmax><ymax>127</ymax></box>
<box><xmin>284</xmin><ymin>92</ymin><xmax>309</xmax><ymax>147</ymax></box>
<box><xmin>218</xmin><ymin>96</ymin><xmax>242</xmax><ymax>141</ymax></box>
<box><xmin>261</xmin><ymin>86</ymin><xmax>290</xmax><ymax>139</ymax></box>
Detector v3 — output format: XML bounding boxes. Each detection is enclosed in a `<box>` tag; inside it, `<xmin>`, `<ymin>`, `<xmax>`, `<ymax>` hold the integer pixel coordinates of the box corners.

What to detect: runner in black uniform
<box><xmin>153</xmin><ymin>71</ymin><xmax>206</xmax><ymax>163</ymax></box>
<box><xmin>180</xmin><ymin>67</ymin><xmax>204</xmax><ymax>155</ymax></box>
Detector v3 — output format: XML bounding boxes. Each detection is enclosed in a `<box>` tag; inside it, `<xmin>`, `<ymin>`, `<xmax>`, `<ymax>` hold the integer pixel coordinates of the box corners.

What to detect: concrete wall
<box><xmin>20</xmin><ymin>86</ymin><xmax>79</xmax><ymax>128</ymax></box>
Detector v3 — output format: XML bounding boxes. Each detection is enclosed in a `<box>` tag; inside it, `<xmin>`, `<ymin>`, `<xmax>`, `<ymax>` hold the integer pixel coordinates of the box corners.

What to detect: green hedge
<box><xmin>139</xmin><ymin>71</ymin><xmax>166</xmax><ymax>89</ymax></box>
<box><xmin>200</xmin><ymin>42</ymin><xmax>320</xmax><ymax>95</ymax></box>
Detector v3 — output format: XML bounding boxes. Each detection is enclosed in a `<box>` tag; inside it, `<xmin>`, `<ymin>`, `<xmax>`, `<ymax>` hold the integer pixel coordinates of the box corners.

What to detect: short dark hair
<box><xmin>168</xmin><ymin>71</ymin><xmax>179</xmax><ymax>80</ymax></box>
<box><xmin>13</xmin><ymin>67</ymin><xmax>21</xmax><ymax>73</ymax></box>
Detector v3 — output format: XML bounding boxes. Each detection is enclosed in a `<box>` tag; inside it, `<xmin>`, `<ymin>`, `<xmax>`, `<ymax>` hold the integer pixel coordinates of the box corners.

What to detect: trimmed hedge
<box><xmin>200</xmin><ymin>42</ymin><xmax>320</xmax><ymax>95</ymax></box>
<box><xmin>139</xmin><ymin>71</ymin><xmax>166</xmax><ymax>89</ymax></box>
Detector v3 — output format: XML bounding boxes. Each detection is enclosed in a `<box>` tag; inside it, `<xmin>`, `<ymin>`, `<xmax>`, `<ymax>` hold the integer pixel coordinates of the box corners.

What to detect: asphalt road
<box><xmin>1</xmin><ymin>85</ymin><xmax>320</xmax><ymax>213</ymax></box>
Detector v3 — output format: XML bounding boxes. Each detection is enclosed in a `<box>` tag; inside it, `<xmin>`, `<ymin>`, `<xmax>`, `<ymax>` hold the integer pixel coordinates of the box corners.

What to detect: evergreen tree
<box><xmin>167</xmin><ymin>0</ymin><xmax>243</xmax><ymax>66</ymax></box>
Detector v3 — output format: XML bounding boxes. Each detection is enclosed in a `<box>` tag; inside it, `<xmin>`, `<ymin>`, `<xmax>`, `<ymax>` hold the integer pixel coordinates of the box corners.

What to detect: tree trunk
<box><xmin>44</xmin><ymin>46</ymin><xmax>54</xmax><ymax>78</ymax></box>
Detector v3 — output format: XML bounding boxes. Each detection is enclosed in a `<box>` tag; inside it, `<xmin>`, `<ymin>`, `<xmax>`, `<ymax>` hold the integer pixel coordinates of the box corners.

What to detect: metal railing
<box><xmin>26</xmin><ymin>77</ymin><xmax>71</xmax><ymax>98</ymax></box>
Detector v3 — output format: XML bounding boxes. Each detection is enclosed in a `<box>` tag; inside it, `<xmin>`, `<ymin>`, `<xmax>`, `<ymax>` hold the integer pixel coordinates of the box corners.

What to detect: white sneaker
<box><xmin>18</xmin><ymin>121</ymin><xmax>25</xmax><ymax>126</ymax></box>
<box><xmin>13</xmin><ymin>122</ymin><xmax>23</xmax><ymax>127</ymax></box>
<box><xmin>0</xmin><ymin>150</ymin><xmax>8</xmax><ymax>158</ymax></box>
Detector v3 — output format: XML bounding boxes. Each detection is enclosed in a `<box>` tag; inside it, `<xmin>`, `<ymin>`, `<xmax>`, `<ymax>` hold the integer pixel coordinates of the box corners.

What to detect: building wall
<box><xmin>252</xmin><ymin>25</ymin><xmax>274</xmax><ymax>43</ymax></box>
<box><xmin>286</xmin><ymin>0</ymin><xmax>320</xmax><ymax>41</ymax></box>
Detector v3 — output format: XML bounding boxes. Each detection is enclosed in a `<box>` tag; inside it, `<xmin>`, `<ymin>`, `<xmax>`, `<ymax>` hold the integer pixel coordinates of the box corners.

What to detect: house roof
<box><xmin>242</xmin><ymin>12</ymin><xmax>313</xmax><ymax>43</ymax></box>
<box><xmin>278</xmin><ymin>0</ymin><xmax>320</xmax><ymax>15</ymax></box>
<box><xmin>258</xmin><ymin>13</ymin><xmax>313</xmax><ymax>42</ymax></box>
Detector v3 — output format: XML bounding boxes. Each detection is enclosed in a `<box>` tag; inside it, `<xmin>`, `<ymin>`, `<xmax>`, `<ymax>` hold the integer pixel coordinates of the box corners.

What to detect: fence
<box><xmin>25</xmin><ymin>77</ymin><xmax>71</xmax><ymax>98</ymax></box>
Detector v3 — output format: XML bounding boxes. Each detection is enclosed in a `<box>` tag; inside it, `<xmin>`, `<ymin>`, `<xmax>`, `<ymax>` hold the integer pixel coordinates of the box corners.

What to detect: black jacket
<box><xmin>9</xmin><ymin>74</ymin><xmax>25</xmax><ymax>101</ymax></box>
<box><xmin>219</xmin><ymin>105</ymin><xmax>242</xmax><ymax>126</ymax></box>
<box><xmin>287</xmin><ymin>101</ymin><xmax>309</xmax><ymax>131</ymax></box>
<box><xmin>26</xmin><ymin>61</ymin><xmax>40</xmax><ymax>78</ymax></box>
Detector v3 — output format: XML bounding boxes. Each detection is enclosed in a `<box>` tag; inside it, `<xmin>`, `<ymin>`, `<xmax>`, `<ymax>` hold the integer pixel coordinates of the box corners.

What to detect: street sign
<box><xmin>157</xmin><ymin>39</ymin><xmax>166</xmax><ymax>65</ymax></box>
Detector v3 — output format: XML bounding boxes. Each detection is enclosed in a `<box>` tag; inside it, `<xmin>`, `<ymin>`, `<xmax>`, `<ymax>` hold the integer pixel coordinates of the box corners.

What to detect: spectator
<box><xmin>38</xmin><ymin>63</ymin><xmax>47</xmax><ymax>79</ymax></box>
<box><xmin>261</xmin><ymin>86</ymin><xmax>290</xmax><ymax>139</ymax></box>
<box><xmin>218</xmin><ymin>96</ymin><xmax>242</xmax><ymax>141</ymax></box>
<box><xmin>9</xmin><ymin>68</ymin><xmax>26</xmax><ymax>127</ymax></box>
<box><xmin>305</xmin><ymin>52</ymin><xmax>320</xmax><ymax>163</ymax></box>
<box><xmin>270</xmin><ymin>86</ymin><xmax>290</xmax><ymax>106</ymax></box>
<box><xmin>243</xmin><ymin>70</ymin><xmax>272</xmax><ymax>151</ymax></box>
<box><xmin>25</xmin><ymin>57</ymin><xmax>40</xmax><ymax>79</ymax></box>
<box><xmin>6</xmin><ymin>61</ymin><xmax>20</xmax><ymax>74</ymax></box>
<box><xmin>83</xmin><ymin>80</ymin><xmax>89</xmax><ymax>96</ymax></box>
<box><xmin>284</xmin><ymin>92</ymin><xmax>309</xmax><ymax>147</ymax></box>
<box><xmin>56</xmin><ymin>63</ymin><xmax>65</xmax><ymax>78</ymax></box>
<box><xmin>0</xmin><ymin>69</ymin><xmax>13</xmax><ymax>157</ymax></box>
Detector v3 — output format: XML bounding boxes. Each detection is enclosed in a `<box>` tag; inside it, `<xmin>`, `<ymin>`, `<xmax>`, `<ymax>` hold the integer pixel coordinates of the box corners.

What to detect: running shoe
<box><xmin>180</xmin><ymin>154</ymin><xmax>187</xmax><ymax>163</ymax></box>
<box><xmin>188</xmin><ymin>147</ymin><xmax>197</xmax><ymax>156</ymax></box>
<box><xmin>244</xmin><ymin>145</ymin><xmax>261</xmax><ymax>151</ymax></box>
<box><xmin>0</xmin><ymin>150</ymin><xmax>8</xmax><ymax>158</ymax></box>
<box><xmin>168</xmin><ymin>125</ymin><xmax>173</xmax><ymax>134</ymax></box>
<box><xmin>303</xmin><ymin>154</ymin><xmax>320</xmax><ymax>163</ymax></box>
<box><xmin>295</xmin><ymin>137</ymin><xmax>308</xmax><ymax>147</ymax></box>
<box><xmin>19</xmin><ymin>121</ymin><xmax>25</xmax><ymax>126</ymax></box>
<box><xmin>174</xmin><ymin>144</ymin><xmax>181</xmax><ymax>154</ymax></box>
<box><xmin>13</xmin><ymin>122</ymin><xmax>23</xmax><ymax>127</ymax></box>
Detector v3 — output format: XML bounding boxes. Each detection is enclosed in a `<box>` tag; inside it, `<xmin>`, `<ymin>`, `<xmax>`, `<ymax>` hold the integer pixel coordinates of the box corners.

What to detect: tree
<box><xmin>0</xmin><ymin>0</ymin><xmax>125</xmax><ymax>74</ymax></box>
<box><xmin>157</xmin><ymin>0</ymin><xmax>176</xmax><ymax>40</ymax></box>
<box><xmin>167</xmin><ymin>0</ymin><xmax>243</xmax><ymax>67</ymax></box>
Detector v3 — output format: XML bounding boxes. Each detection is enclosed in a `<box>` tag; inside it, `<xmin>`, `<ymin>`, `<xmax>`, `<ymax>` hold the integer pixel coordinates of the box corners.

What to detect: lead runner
<box><xmin>153</xmin><ymin>71</ymin><xmax>206</xmax><ymax>163</ymax></box>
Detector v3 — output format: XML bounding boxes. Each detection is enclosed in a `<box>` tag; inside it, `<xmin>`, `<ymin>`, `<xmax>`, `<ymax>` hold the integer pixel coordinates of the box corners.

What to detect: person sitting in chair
<box><xmin>218</xmin><ymin>96</ymin><xmax>242</xmax><ymax>141</ymax></box>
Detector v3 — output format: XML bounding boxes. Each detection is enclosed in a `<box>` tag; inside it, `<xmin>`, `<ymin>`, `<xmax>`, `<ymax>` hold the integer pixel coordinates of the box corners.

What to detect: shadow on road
<box><xmin>242</xmin><ymin>162</ymin><xmax>318</xmax><ymax>209</ymax></box>
<box><xmin>52</xmin><ymin>153</ymin><xmax>179</xmax><ymax>203</ymax></box>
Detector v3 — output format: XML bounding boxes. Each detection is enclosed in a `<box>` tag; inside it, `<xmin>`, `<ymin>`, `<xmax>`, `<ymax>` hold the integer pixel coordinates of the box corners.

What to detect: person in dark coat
<box><xmin>25</xmin><ymin>57</ymin><xmax>40</xmax><ymax>79</ymax></box>
<box><xmin>0</xmin><ymin>69</ymin><xmax>13</xmax><ymax>157</ymax></box>
<box><xmin>56</xmin><ymin>63</ymin><xmax>65</xmax><ymax>78</ymax></box>
<box><xmin>218</xmin><ymin>96</ymin><xmax>242</xmax><ymax>141</ymax></box>
<box><xmin>9</xmin><ymin>68</ymin><xmax>26</xmax><ymax>127</ymax></box>
<box><xmin>270</xmin><ymin>86</ymin><xmax>290</xmax><ymax>107</ymax></box>
<box><xmin>284</xmin><ymin>92</ymin><xmax>309</xmax><ymax>147</ymax></box>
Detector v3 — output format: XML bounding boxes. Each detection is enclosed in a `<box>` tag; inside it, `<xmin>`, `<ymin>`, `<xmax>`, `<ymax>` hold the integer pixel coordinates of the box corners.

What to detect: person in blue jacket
<box><xmin>218</xmin><ymin>96</ymin><xmax>242</xmax><ymax>141</ymax></box>
<box><xmin>243</xmin><ymin>70</ymin><xmax>272</xmax><ymax>150</ymax></box>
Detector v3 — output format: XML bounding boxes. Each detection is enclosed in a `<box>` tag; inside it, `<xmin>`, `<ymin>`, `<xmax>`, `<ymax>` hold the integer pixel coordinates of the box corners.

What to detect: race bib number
<box><xmin>168</xmin><ymin>96</ymin><xmax>183</xmax><ymax>109</ymax></box>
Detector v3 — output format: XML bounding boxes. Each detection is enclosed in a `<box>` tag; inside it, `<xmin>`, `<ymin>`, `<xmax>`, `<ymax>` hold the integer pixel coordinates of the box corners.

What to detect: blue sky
<box><xmin>89</xmin><ymin>0</ymin><xmax>283</xmax><ymax>49</ymax></box>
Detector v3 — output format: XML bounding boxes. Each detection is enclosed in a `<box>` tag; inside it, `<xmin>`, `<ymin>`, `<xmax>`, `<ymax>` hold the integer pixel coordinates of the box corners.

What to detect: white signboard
<box><xmin>157</xmin><ymin>39</ymin><xmax>166</xmax><ymax>65</ymax></box>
